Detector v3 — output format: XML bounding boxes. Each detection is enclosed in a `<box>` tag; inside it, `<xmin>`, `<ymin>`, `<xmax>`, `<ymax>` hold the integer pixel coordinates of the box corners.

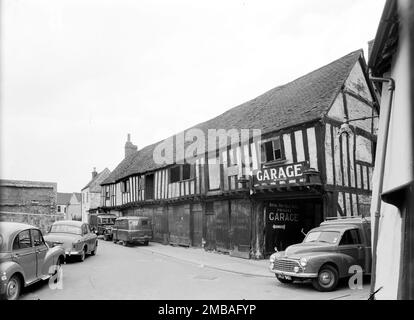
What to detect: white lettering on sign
<box><xmin>254</xmin><ymin>162</ymin><xmax>307</xmax><ymax>184</ymax></box>
<box><xmin>268</xmin><ymin>212</ymin><xmax>299</xmax><ymax>222</ymax></box>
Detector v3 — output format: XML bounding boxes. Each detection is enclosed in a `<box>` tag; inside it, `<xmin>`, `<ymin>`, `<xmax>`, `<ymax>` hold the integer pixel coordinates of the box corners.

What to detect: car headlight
<box><xmin>300</xmin><ymin>257</ymin><xmax>308</xmax><ymax>267</ymax></box>
<box><xmin>270</xmin><ymin>254</ymin><xmax>276</xmax><ymax>263</ymax></box>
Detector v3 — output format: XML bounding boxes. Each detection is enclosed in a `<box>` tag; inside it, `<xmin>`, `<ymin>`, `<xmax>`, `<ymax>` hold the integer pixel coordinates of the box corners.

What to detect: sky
<box><xmin>0</xmin><ymin>0</ymin><xmax>386</xmax><ymax>192</ymax></box>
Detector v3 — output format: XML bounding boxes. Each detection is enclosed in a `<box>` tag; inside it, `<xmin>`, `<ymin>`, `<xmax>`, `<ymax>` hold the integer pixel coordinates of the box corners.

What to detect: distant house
<box><xmin>68</xmin><ymin>193</ymin><xmax>82</xmax><ymax>221</ymax></box>
<box><xmin>57</xmin><ymin>192</ymin><xmax>82</xmax><ymax>220</ymax></box>
<box><xmin>81</xmin><ymin>168</ymin><xmax>111</xmax><ymax>223</ymax></box>
<box><xmin>57</xmin><ymin>192</ymin><xmax>72</xmax><ymax>218</ymax></box>
<box><xmin>368</xmin><ymin>0</ymin><xmax>414</xmax><ymax>300</ymax></box>
<box><xmin>0</xmin><ymin>179</ymin><xmax>61</xmax><ymax>233</ymax></box>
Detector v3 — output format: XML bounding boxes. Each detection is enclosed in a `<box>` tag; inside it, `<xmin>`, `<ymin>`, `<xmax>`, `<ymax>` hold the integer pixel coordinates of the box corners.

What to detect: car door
<box><xmin>338</xmin><ymin>229</ymin><xmax>365</xmax><ymax>270</ymax></box>
<box><xmin>12</xmin><ymin>229</ymin><xmax>37</xmax><ymax>284</ymax></box>
<box><xmin>31</xmin><ymin>229</ymin><xmax>49</xmax><ymax>278</ymax></box>
<box><xmin>80</xmin><ymin>224</ymin><xmax>89</xmax><ymax>252</ymax></box>
<box><xmin>85</xmin><ymin>224</ymin><xmax>96</xmax><ymax>250</ymax></box>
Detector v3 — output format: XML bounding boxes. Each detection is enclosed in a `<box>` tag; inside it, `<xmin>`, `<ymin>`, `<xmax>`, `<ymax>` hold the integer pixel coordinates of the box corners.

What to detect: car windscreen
<box><xmin>50</xmin><ymin>224</ymin><xmax>82</xmax><ymax>235</ymax></box>
<box><xmin>304</xmin><ymin>231</ymin><xmax>340</xmax><ymax>244</ymax></box>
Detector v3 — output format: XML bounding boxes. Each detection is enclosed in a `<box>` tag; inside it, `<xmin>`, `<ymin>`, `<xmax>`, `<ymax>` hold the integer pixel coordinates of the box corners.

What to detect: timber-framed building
<box><xmin>100</xmin><ymin>50</ymin><xmax>378</xmax><ymax>259</ymax></box>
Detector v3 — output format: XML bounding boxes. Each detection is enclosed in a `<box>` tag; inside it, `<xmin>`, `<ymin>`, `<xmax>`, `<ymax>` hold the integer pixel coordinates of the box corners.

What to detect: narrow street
<box><xmin>20</xmin><ymin>240</ymin><xmax>370</xmax><ymax>300</ymax></box>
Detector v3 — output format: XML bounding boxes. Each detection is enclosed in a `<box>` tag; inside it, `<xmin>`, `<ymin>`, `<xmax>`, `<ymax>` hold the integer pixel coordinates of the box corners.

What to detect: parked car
<box><xmin>112</xmin><ymin>216</ymin><xmax>152</xmax><ymax>246</ymax></box>
<box><xmin>43</xmin><ymin>220</ymin><xmax>98</xmax><ymax>262</ymax></box>
<box><xmin>89</xmin><ymin>213</ymin><xmax>116</xmax><ymax>241</ymax></box>
<box><xmin>0</xmin><ymin>222</ymin><xmax>65</xmax><ymax>300</ymax></box>
<box><xmin>269</xmin><ymin>217</ymin><xmax>371</xmax><ymax>292</ymax></box>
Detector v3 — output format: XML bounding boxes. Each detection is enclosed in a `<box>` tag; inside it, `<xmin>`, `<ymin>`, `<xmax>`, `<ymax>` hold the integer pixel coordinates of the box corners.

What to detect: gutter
<box><xmin>369</xmin><ymin>76</ymin><xmax>395</xmax><ymax>297</ymax></box>
<box><xmin>368</xmin><ymin>0</ymin><xmax>398</xmax><ymax>72</ymax></box>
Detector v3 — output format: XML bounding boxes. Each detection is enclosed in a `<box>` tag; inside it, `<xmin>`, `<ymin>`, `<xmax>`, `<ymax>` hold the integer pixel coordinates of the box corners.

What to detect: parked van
<box><xmin>112</xmin><ymin>216</ymin><xmax>152</xmax><ymax>246</ymax></box>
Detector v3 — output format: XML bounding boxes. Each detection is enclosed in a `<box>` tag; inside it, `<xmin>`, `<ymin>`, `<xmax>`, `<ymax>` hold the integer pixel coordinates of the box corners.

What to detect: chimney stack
<box><xmin>125</xmin><ymin>133</ymin><xmax>138</xmax><ymax>158</ymax></box>
<box><xmin>368</xmin><ymin>39</ymin><xmax>375</xmax><ymax>62</ymax></box>
<box><xmin>92</xmin><ymin>167</ymin><xmax>98</xmax><ymax>179</ymax></box>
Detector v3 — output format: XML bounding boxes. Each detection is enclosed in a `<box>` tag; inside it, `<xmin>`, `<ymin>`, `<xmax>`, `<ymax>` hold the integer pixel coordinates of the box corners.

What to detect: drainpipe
<box><xmin>369</xmin><ymin>76</ymin><xmax>395</xmax><ymax>297</ymax></box>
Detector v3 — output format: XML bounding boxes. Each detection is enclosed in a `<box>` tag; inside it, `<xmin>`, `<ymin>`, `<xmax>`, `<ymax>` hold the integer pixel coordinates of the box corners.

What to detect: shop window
<box><xmin>169</xmin><ymin>164</ymin><xmax>193</xmax><ymax>183</ymax></box>
<box><xmin>170</xmin><ymin>166</ymin><xmax>181</xmax><ymax>183</ymax></box>
<box><xmin>145</xmin><ymin>174</ymin><xmax>155</xmax><ymax>200</ymax></box>
<box><xmin>105</xmin><ymin>188</ymin><xmax>110</xmax><ymax>200</ymax></box>
<box><xmin>121</xmin><ymin>180</ymin><xmax>130</xmax><ymax>193</ymax></box>
<box><xmin>182</xmin><ymin>164</ymin><xmax>191</xmax><ymax>180</ymax></box>
<box><xmin>261</xmin><ymin>137</ymin><xmax>283</xmax><ymax>163</ymax></box>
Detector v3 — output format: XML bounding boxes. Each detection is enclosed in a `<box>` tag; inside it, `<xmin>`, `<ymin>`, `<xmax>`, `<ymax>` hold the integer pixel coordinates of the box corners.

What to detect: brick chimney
<box><xmin>92</xmin><ymin>167</ymin><xmax>98</xmax><ymax>179</ymax></box>
<box><xmin>368</xmin><ymin>39</ymin><xmax>375</xmax><ymax>62</ymax></box>
<box><xmin>125</xmin><ymin>133</ymin><xmax>138</xmax><ymax>158</ymax></box>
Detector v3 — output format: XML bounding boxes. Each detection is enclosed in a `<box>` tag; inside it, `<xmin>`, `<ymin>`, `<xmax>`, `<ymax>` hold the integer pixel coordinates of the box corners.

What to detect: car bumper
<box><xmin>269</xmin><ymin>265</ymin><xmax>318</xmax><ymax>278</ymax></box>
<box><xmin>65</xmin><ymin>250</ymin><xmax>82</xmax><ymax>256</ymax></box>
<box><xmin>130</xmin><ymin>236</ymin><xmax>151</xmax><ymax>242</ymax></box>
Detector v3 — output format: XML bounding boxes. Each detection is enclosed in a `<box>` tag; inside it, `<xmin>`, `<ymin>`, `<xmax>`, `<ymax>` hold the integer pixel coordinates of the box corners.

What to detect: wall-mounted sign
<box><xmin>253</xmin><ymin>161</ymin><xmax>309</xmax><ymax>186</ymax></box>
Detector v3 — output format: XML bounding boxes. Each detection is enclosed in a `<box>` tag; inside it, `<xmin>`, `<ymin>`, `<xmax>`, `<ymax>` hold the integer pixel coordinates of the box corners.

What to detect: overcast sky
<box><xmin>1</xmin><ymin>0</ymin><xmax>386</xmax><ymax>192</ymax></box>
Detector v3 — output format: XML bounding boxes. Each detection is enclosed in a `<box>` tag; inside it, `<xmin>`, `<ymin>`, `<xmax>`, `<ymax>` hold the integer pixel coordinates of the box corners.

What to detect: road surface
<box><xmin>20</xmin><ymin>239</ymin><xmax>370</xmax><ymax>300</ymax></box>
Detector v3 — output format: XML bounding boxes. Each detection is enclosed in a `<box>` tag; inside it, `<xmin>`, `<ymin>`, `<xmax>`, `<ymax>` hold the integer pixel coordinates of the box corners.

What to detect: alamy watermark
<box><xmin>153</xmin><ymin>128</ymin><xmax>262</xmax><ymax>165</ymax></box>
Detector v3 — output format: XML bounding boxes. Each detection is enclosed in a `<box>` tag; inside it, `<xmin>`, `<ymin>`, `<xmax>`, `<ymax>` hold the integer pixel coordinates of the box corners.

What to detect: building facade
<box><xmin>68</xmin><ymin>193</ymin><xmax>82</xmax><ymax>221</ymax></box>
<box><xmin>368</xmin><ymin>0</ymin><xmax>414</xmax><ymax>300</ymax></box>
<box><xmin>57</xmin><ymin>192</ymin><xmax>71</xmax><ymax>218</ymax></box>
<box><xmin>100</xmin><ymin>50</ymin><xmax>378</xmax><ymax>259</ymax></box>
<box><xmin>0</xmin><ymin>179</ymin><xmax>62</xmax><ymax>233</ymax></box>
<box><xmin>81</xmin><ymin>168</ymin><xmax>111</xmax><ymax>223</ymax></box>
<box><xmin>57</xmin><ymin>192</ymin><xmax>82</xmax><ymax>220</ymax></box>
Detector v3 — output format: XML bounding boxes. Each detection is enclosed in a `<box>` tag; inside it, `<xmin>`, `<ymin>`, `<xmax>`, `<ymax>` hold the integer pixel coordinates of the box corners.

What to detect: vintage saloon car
<box><xmin>112</xmin><ymin>216</ymin><xmax>152</xmax><ymax>246</ymax></box>
<box><xmin>0</xmin><ymin>222</ymin><xmax>65</xmax><ymax>300</ymax></box>
<box><xmin>89</xmin><ymin>213</ymin><xmax>117</xmax><ymax>241</ymax></box>
<box><xmin>43</xmin><ymin>220</ymin><xmax>98</xmax><ymax>261</ymax></box>
<box><xmin>269</xmin><ymin>217</ymin><xmax>371</xmax><ymax>291</ymax></box>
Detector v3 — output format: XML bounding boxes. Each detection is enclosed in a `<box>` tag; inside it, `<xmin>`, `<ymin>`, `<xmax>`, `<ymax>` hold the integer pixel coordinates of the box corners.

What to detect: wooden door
<box><xmin>230</xmin><ymin>199</ymin><xmax>251</xmax><ymax>257</ymax></box>
<box><xmin>215</xmin><ymin>200</ymin><xmax>231</xmax><ymax>252</ymax></box>
<box><xmin>205</xmin><ymin>202</ymin><xmax>216</xmax><ymax>250</ymax></box>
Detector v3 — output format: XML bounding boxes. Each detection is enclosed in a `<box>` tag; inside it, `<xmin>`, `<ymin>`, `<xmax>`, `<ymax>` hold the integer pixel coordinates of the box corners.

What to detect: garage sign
<box><xmin>253</xmin><ymin>161</ymin><xmax>309</xmax><ymax>186</ymax></box>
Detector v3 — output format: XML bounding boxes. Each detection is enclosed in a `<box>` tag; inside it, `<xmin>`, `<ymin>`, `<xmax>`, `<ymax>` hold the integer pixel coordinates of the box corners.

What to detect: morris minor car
<box><xmin>269</xmin><ymin>217</ymin><xmax>371</xmax><ymax>291</ymax></box>
<box><xmin>0</xmin><ymin>222</ymin><xmax>65</xmax><ymax>300</ymax></box>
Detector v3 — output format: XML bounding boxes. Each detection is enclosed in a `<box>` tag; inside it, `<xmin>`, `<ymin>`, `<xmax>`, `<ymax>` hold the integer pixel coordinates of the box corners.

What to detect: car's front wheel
<box><xmin>2</xmin><ymin>275</ymin><xmax>21</xmax><ymax>300</ymax></box>
<box><xmin>312</xmin><ymin>265</ymin><xmax>339</xmax><ymax>292</ymax></box>
<box><xmin>275</xmin><ymin>274</ymin><xmax>294</xmax><ymax>284</ymax></box>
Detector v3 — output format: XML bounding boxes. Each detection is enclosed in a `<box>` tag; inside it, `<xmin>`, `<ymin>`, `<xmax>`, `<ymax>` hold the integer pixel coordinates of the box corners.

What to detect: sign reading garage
<box><xmin>253</xmin><ymin>161</ymin><xmax>309</xmax><ymax>186</ymax></box>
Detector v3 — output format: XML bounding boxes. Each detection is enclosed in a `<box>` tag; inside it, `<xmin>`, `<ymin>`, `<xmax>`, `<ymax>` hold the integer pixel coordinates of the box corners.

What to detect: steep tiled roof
<box><xmin>57</xmin><ymin>193</ymin><xmax>72</xmax><ymax>205</ymax></box>
<box><xmin>82</xmin><ymin>168</ymin><xmax>111</xmax><ymax>192</ymax></box>
<box><xmin>73</xmin><ymin>193</ymin><xmax>82</xmax><ymax>203</ymax></box>
<box><xmin>102</xmin><ymin>50</ymin><xmax>362</xmax><ymax>185</ymax></box>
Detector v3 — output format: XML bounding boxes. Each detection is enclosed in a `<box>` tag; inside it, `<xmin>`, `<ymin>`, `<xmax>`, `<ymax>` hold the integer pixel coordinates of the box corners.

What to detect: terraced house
<box><xmin>100</xmin><ymin>50</ymin><xmax>378</xmax><ymax>259</ymax></box>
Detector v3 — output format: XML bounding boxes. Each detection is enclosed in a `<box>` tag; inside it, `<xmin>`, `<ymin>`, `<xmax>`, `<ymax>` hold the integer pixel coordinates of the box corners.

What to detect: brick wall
<box><xmin>0</xmin><ymin>179</ymin><xmax>61</xmax><ymax>233</ymax></box>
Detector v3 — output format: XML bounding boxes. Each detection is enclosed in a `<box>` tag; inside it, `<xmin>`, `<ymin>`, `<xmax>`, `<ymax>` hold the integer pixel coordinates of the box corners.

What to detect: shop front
<box><xmin>252</xmin><ymin>161</ymin><xmax>324</xmax><ymax>257</ymax></box>
<box><xmin>263</xmin><ymin>199</ymin><xmax>323</xmax><ymax>254</ymax></box>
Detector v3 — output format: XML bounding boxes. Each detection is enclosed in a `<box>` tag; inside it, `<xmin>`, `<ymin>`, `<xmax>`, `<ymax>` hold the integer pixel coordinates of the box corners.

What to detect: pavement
<box><xmin>139</xmin><ymin>242</ymin><xmax>272</xmax><ymax>278</ymax></box>
<box><xmin>134</xmin><ymin>241</ymin><xmax>370</xmax><ymax>300</ymax></box>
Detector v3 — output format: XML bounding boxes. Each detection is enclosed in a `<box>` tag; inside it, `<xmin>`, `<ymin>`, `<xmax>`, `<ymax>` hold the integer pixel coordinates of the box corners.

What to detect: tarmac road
<box><xmin>19</xmin><ymin>239</ymin><xmax>370</xmax><ymax>300</ymax></box>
